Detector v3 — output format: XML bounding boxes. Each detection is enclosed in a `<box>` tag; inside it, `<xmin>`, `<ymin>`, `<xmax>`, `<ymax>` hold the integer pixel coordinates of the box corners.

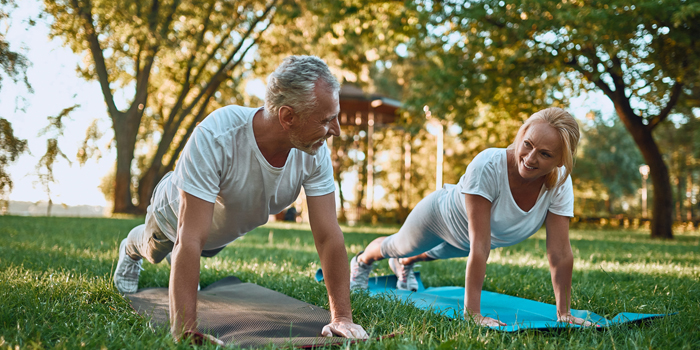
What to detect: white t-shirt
<box><xmin>438</xmin><ymin>148</ymin><xmax>574</xmax><ymax>249</ymax></box>
<box><xmin>149</xmin><ymin>105</ymin><xmax>336</xmax><ymax>250</ymax></box>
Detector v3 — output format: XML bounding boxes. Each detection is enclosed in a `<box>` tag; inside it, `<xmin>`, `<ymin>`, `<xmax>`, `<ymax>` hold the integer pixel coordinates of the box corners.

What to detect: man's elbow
<box><xmin>314</xmin><ymin>230</ymin><xmax>344</xmax><ymax>252</ymax></box>
<box><xmin>173</xmin><ymin>235</ymin><xmax>205</xmax><ymax>257</ymax></box>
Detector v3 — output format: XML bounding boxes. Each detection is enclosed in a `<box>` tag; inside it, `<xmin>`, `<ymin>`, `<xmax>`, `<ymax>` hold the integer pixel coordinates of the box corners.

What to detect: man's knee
<box><xmin>144</xmin><ymin>231</ymin><xmax>175</xmax><ymax>264</ymax></box>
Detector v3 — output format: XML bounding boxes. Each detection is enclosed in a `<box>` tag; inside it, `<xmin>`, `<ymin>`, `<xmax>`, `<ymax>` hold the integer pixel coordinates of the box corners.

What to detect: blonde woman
<box><xmin>349</xmin><ymin>107</ymin><xmax>592</xmax><ymax>327</ymax></box>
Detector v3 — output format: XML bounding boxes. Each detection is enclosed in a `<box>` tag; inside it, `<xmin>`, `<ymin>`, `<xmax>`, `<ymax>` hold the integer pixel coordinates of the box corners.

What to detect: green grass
<box><xmin>0</xmin><ymin>215</ymin><xmax>698</xmax><ymax>349</ymax></box>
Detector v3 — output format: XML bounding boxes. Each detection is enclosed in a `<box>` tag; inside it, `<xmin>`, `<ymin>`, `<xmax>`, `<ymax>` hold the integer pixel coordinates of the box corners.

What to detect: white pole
<box><xmin>366</xmin><ymin>112</ymin><xmax>374</xmax><ymax>210</ymax></box>
<box><xmin>436</xmin><ymin>121</ymin><xmax>443</xmax><ymax>191</ymax></box>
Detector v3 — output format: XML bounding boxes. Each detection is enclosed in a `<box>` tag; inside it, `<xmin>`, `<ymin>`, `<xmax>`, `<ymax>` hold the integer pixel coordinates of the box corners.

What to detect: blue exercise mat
<box><xmin>316</xmin><ymin>269</ymin><xmax>667</xmax><ymax>332</ymax></box>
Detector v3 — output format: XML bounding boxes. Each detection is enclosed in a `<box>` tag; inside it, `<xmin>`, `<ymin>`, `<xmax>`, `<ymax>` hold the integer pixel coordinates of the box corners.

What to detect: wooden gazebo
<box><xmin>327</xmin><ymin>84</ymin><xmax>411</xmax><ymax>215</ymax></box>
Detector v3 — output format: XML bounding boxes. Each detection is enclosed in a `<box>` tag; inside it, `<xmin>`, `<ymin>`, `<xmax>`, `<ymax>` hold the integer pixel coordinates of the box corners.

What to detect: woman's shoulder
<box><xmin>463</xmin><ymin>148</ymin><xmax>507</xmax><ymax>181</ymax></box>
<box><xmin>471</xmin><ymin>148</ymin><xmax>507</xmax><ymax>167</ymax></box>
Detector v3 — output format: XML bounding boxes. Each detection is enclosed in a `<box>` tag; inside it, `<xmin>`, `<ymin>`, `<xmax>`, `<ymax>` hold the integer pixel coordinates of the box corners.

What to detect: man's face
<box><xmin>289</xmin><ymin>84</ymin><xmax>341</xmax><ymax>155</ymax></box>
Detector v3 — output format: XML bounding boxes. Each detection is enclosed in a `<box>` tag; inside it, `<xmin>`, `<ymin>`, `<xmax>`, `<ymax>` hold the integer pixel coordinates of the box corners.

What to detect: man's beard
<box><xmin>290</xmin><ymin>131</ymin><xmax>325</xmax><ymax>155</ymax></box>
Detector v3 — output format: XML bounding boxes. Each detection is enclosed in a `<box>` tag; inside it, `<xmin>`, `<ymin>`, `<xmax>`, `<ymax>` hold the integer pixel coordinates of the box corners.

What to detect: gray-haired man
<box><xmin>113</xmin><ymin>55</ymin><xmax>368</xmax><ymax>343</ymax></box>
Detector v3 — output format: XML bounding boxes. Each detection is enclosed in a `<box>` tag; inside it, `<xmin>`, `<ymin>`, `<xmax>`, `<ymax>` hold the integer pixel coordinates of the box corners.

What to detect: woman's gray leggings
<box><xmin>380</xmin><ymin>190</ymin><xmax>471</xmax><ymax>260</ymax></box>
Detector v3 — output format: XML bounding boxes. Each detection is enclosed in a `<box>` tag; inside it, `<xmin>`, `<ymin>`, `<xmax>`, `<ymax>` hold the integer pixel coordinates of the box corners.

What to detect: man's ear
<box><xmin>279</xmin><ymin>106</ymin><xmax>296</xmax><ymax>131</ymax></box>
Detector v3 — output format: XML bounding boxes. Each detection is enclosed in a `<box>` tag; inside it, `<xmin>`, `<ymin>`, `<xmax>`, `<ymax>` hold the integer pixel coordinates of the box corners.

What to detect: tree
<box><xmin>0</xmin><ymin>0</ymin><xmax>30</xmax><ymax>205</ymax></box>
<box><xmin>0</xmin><ymin>119</ymin><xmax>27</xmax><ymax>203</ymax></box>
<box><xmin>574</xmin><ymin>111</ymin><xmax>645</xmax><ymax>216</ymax></box>
<box><xmin>390</xmin><ymin>0</ymin><xmax>700</xmax><ymax>238</ymax></box>
<box><xmin>655</xmin><ymin>113</ymin><xmax>700</xmax><ymax>221</ymax></box>
<box><xmin>44</xmin><ymin>0</ymin><xmax>280</xmax><ymax>213</ymax></box>
<box><xmin>253</xmin><ymin>1</ymin><xmax>425</xmax><ymax>221</ymax></box>
<box><xmin>34</xmin><ymin>105</ymin><xmax>79</xmax><ymax>216</ymax></box>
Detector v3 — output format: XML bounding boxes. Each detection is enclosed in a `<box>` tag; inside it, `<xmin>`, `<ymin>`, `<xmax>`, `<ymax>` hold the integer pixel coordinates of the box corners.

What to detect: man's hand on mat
<box><xmin>470</xmin><ymin>314</ymin><xmax>506</xmax><ymax>327</ymax></box>
<box><xmin>181</xmin><ymin>331</ymin><xmax>225</xmax><ymax>346</ymax></box>
<box><xmin>321</xmin><ymin>320</ymin><xmax>369</xmax><ymax>339</ymax></box>
<box><xmin>558</xmin><ymin>313</ymin><xmax>593</xmax><ymax>327</ymax></box>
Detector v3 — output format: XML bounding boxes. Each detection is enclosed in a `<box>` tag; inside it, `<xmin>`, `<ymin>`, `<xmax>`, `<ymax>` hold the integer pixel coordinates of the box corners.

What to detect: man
<box><xmin>113</xmin><ymin>55</ymin><xmax>368</xmax><ymax>343</ymax></box>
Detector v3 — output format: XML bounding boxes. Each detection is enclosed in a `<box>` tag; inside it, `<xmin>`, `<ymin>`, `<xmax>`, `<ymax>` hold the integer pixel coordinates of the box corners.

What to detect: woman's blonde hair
<box><xmin>509</xmin><ymin>107</ymin><xmax>581</xmax><ymax>189</ymax></box>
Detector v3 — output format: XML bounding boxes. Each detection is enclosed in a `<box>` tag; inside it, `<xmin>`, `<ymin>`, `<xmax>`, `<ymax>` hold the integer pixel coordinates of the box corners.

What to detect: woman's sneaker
<box><xmin>389</xmin><ymin>258</ymin><xmax>418</xmax><ymax>291</ymax></box>
<box><xmin>114</xmin><ymin>238</ymin><xmax>143</xmax><ymax>294</ymax></box>
<box><xmin>350</xmin><ymin>253</ymin><xmax>373</xmax><ymax>290</ymax></box>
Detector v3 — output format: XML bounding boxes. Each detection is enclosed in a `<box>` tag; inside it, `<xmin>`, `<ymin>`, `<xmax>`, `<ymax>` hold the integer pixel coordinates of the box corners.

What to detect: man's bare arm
<box><xmin>307</xmin><ymin>193</ymin><xmax>368</xmax><ymax>339</ymax></box>
<box><xmin>169</xmin><ymin>190</ymin><xmax>214</xmax><ymax>340</ymax></box>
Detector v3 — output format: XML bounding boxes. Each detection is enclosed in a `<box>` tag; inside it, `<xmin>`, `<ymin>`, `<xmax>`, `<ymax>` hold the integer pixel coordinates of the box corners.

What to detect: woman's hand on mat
<box><xmin>470</xmin><ymin>313</ymin><xmax>506</xmax><ymax>327</ymax></box>
<box><xmin>321</xmin><ymin>320</ymin><xmax>369</xmax><ymax>339</ymax></box>
<box><xmin>558</xmin><ymin>313</ymin><xmax>593</xmax><ymax>327</ymax></box>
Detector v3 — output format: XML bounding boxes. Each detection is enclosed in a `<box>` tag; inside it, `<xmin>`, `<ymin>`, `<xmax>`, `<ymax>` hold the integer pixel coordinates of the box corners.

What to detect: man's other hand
<box><xmin>321</xmin><ymin>321</ymin><xmax>369</xmax><ymax>339</ymax></box>
<box><xmin>181</xmin><ymin>331</ymin><xmax>225</xmax><ymax>346</ymax></box>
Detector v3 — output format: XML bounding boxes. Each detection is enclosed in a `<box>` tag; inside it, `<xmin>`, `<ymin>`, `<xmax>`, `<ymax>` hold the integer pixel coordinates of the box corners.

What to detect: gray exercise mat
<box><xmin>127</xmin><ymin>276</ymin><xmax>348</xmax><ymax>348</ymax></box>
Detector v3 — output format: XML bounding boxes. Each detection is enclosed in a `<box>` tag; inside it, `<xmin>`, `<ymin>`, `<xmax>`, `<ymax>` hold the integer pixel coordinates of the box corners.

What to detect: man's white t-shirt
<box><xmin>149</xmin><ymin>105</ymin><xmax>336</xmax><ymax>250</ymax></box>
<box><xmin>438</xmin><ymin>148</ymin><xmax>574</xmax><ymax>250</ymax></box>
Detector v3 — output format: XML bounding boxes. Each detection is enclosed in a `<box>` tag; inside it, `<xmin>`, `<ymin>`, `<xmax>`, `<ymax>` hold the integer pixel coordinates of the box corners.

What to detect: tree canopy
<box><xmin>0</xmin><ymin>0</ymin><xmax>29</xmax><ymax>202</ymax></box>
<box><xmin>574</xmin><ymin>111</ymin><xmax>645</xmax><ymax>215</ymax></box>
<box><xmin>35</xmin><ymin>0</ymin><xmax>700</xmax><ymax>234</ymax></box>
<box><xmin>45</xmin><ymin>0</ymin><xmax>280</xmax><ymax>213</ymax></box>
<box><xmin>381</xmin><ymin>0</ymin><xmax>700</xmax><ymax>238</ymax></box>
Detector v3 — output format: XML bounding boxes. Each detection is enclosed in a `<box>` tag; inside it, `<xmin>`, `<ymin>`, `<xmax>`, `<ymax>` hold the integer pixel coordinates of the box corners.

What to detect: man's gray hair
<box><xmin>265</xmin><ymin>55</ymin><xmax>340</xmax><ymax>120</ymax></box>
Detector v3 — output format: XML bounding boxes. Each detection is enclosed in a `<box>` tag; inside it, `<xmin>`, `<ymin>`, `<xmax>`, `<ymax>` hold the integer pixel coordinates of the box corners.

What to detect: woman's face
<box><xmin>514</xmin><ymin>122</ymin><xmax>563</xmax><ymax>181</ymax></box>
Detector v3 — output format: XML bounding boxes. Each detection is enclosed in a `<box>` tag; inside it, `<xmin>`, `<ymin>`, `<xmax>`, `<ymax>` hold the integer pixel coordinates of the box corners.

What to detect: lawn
<box><xmin>0</xmin><ymin>215</ymin><xmax>698</xmax><ymax>349</ymax></box>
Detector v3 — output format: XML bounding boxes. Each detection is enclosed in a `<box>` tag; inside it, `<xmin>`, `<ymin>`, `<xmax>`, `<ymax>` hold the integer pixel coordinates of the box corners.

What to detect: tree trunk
<box><xmin>688</xmin><ymin>172</ymin><xmax>694</xmax><ymax>221</ymax></box>
<box><xmin>616</xmin><ymin>108</ymin><xmax>674</xmax><ymax>239</ymax></box>
<box><xmin>137</xmin><ymin>165</ymin><xmax>166</xmax><ymax>212</ymax></box>
<box><xmin>354</xmin><ymin>139</ymin><xmax>366</xmax><ymax>211</ymax></box>
<box><xmin>336</xmin><ymin>175</ymin><xmax>346</xmax><ymax>222</ymax></box>
<box><xmin>676</xmin><ymin>175</ymin><xmax>683</xmax><ymax>222</ymax></box>
<box><xmin>330</xmin><ymin>136</ymin><xmax>346</xmax><ymax>223</ymax></box>
<box><xmin>112</xmin><ymin>112</ymin><xmax>142</xmax><ymax>214</ymax></box>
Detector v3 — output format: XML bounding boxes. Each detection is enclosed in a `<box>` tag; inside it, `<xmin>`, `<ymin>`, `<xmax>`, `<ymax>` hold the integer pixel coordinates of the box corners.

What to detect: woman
<box><xmin>349</xmin><ymin>107</ymin><xmax>592</xmax><ymax>327</ymax></box>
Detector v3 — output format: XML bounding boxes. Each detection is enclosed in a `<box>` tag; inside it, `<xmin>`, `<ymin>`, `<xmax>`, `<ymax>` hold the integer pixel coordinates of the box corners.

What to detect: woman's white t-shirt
<box><xmin>438</xmin><ymin>148</ymin><xmax>574</xmax><ymax>250</ymax></box>
<box><xmin>149</xmin><ymin>105</ymin><xmax>336</xmax><ymax>250</ymax></box>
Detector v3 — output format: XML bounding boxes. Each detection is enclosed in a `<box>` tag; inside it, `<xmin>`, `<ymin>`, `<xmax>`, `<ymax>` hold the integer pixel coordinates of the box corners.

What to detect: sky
<box><xmin>1</xmin><ymin>2</ymin><xmax>114</xmax><ymax>206</ymax></box>
<box><xmin>1</xmin><ymin>0</ymin><xmax>615</xmax><ymax>210</ymax></box>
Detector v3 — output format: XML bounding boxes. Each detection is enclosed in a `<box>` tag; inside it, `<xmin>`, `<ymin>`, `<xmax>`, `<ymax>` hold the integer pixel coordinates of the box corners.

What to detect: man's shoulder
<box><xmin>198</xmin><ymin>105</ymin><xmax>260</xmax><ymax>134</ymax></box>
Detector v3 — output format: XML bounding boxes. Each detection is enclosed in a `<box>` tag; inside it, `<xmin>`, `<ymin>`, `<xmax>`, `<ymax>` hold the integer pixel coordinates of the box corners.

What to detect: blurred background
<box><xmin>1</xmin><ymin>0</ymin><xmax>698</xmax><ymax>239</ymax></box>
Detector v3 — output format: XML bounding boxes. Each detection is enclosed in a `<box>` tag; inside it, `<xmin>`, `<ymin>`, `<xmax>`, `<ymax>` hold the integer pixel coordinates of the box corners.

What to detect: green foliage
<box><xmin>654</xmin><ymin>114</ymin><xmax>700</xmax><ymax>219</ymax></box>
<box><xmin>347</xmin><ymin>0</ymin><xmax>700</xmax><ymax>237</ymax></box>
<box><xmin>574</xmin><ymin>111</ymin><xmax>645</xmax><ymax>214</ymax></box>
<box><xmin>76</xmin><ymin>118</ymin><xmax>103</xmax><ymax>165</ymax></box>
<box><xmin>0</xmin><ymin>0</ymin><xmax>31</xmax><ymax>92</ymax></box>
<box><xmin>0</xmin><ymin>118</ymin><xmax>27</xmax><ymax>198</ymax></box>
<box><xmin>1</xmin><ymin>216</ymin><xmax>699</xmax><ymax>349</ymax></box>
<box><xmin>34</xmin><ymin>105</ymin><xmax>79</xmax><ymax>214</ymax></box>
<box><xmin>0</xmin><ymin>0</ymin><xmax>30</xmax><ymax>200</ymax></box>
<box><xmin>395</xmin><ymin>0</ymin><xmax>700</xmax><ymax>123</ymax></box>
<box><xmin>43</xmin><ymin>0</ymin><xmax>280</xmax><ymax>212</ymax></box>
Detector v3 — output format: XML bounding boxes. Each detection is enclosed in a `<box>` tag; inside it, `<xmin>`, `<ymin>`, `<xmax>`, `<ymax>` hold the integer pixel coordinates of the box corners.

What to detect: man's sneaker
<box><xmin>350</xmin><ymin>253</ymin><xmax>373</xmax><ymax>290</ymax></box>
<box><xmin>389</xmin><ymin>258</ymin><xmax>418</xmax><ymax>291</ymax></box>
<box><xmin>114</xmin><ymin>238</ymin><xmax>143</xmax><ymax>294</ymax></box>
